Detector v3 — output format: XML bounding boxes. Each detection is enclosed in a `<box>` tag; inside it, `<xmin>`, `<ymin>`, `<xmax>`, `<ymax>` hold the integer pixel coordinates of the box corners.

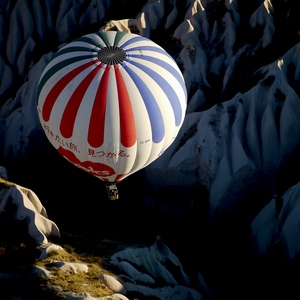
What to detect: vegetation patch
<box><xmin>227</xmin><ymin>104</ymin><xmax>237</xmax><ymax>125</ymax></box>
<box><xmin>36</xmin><ymin>247</ymin><xmax>114</xmax><ymax>298</ymax></box>
<box><xmin>0</xmin><ymin>239</ymin><xmax>114</xmax><ymax>299</ymax></box>
<box><xmin>187</xmin><ymin>44</ymin><xmax>197</xmax><ymax>64</ymax></box>
<box><xmin>0</xmin><ymin>177</ymin><xmax>14</xmax><ymax>190</ymax></box>
<box><xmin>0</xmin><ymin>228</ymin><xmax>149</xmax><ymax>299</ymax></box>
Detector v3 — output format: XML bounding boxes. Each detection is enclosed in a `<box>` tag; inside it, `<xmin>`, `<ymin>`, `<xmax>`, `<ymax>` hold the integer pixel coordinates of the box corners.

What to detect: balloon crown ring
<box><xmin>97</xmin><ymin>46</ymin><xmax>127</xmax><ymax>65</ymax></box>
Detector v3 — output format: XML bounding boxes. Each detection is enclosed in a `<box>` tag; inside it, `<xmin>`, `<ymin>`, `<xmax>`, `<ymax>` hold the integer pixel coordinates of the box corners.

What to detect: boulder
<box><xmin>0</xmin><ymin>178</ymin><xmax>60</xmax><ymax>244</ymax></box>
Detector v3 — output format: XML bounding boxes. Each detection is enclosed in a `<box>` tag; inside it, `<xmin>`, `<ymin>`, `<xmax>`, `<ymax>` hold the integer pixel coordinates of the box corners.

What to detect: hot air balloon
<box><xmin>37</xmin><ymin>31</ymin><xmax>187</xmax><ymax>200</ymax></box>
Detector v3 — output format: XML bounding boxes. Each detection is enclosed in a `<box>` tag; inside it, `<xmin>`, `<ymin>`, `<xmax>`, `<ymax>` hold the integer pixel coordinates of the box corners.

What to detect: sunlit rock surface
<box><xmin>106</xmin><ymin>236</ymin><xmax>204</xmax><ymax>299</ymax></box>
<box><xmin>0</xmin><ymin>177</ymin><xmax>60</xmax><ymax>244</ymax></box>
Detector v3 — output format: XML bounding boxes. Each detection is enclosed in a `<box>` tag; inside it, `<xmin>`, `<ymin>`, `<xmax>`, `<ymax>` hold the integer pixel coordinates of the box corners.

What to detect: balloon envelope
<box><xmin>37</xmin><ymin>31</ymin><xmax>187</xmax><ymax>183</ymax></box>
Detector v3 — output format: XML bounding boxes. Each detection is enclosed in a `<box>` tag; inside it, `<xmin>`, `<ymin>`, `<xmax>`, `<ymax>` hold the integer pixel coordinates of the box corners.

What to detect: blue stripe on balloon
<box><xmin>129</xmin><ymin>59</ymin><xmax>183</xmax><ymax>126</ymax></box>
<box><xmin>120</xmin><ymin>36</ymin><xmax>187</xmax><ymax>101</ymax></box>
<box><xmin>131</xmin><ymin>54</ymin><xmax>187</xmax><ymax>102</ymax></box>
<box><xmin>126</xmin><ymin>45</ymin><xmax>167</xmax><ymax>55</ymax></box>
<box><xmin>120</xmin><ymin>36</ymin><xmax>150</xmax><ymax>48</ymax></box>
<box><xmin>122</xmin><ymin>65</ymin><xmax>165</xmax><ymax>144</ymax></box>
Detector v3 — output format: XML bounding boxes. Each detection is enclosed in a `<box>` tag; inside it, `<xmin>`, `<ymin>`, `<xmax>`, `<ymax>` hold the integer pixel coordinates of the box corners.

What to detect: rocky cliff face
<box><xmin>1</xmin><ymin>0</ymin><xmax>299</xmax><ymax>205</ymax></box>
<box><xmin>1</xmin><ymin>0</ymin><xmax>300</xmax><ymax>298</ymax></box>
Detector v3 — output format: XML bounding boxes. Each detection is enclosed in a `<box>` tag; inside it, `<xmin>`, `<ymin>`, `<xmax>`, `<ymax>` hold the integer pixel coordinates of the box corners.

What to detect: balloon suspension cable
<box><xmin>105</xmin><ymin>182</ymin><xmax>119</xmax><ymax>200</ymax></box>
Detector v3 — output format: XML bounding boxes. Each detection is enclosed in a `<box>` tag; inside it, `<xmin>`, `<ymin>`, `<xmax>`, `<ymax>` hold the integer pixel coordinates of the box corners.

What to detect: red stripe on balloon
<box><xmin>88</xmin><ymin>65</ymin><xmax>110</xmax><ymax>147</ymax></box>
<box><xmin>114</xmin><ymin>65</ymin><xmax>136</xmax><ymax>147</ymax></box>
<box><xmin>60</xmin><ymin>65</ymin><xmax>100</xmax><ymax>138</ymax></box>
<box><xmin>42</xmin><ymin>60</ymin><xmax>95</xmax><ymax>122</ymax></box>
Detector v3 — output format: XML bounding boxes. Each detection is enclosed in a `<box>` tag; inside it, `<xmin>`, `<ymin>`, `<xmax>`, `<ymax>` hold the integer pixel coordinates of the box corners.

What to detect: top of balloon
<box><xmin>97</xmin><ymin>45</ymin><xmax>126</xmax><ymax>64</ymax></box>
<box><xmin>37</xmin><ymin>31</ymin><xmax>187</xmax><ymax>187</ymax></box>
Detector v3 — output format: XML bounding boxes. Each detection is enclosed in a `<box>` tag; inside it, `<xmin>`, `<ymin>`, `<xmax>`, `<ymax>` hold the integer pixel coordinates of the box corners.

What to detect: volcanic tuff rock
<box><xmin>0</xmin><ymin>176</ymin><xmax>60</xmax><ymax>244</ymax></box>
<box><xmin>1</xmin><ymin>1</ymin><xmax>300</xmax><ymax>298</ymax></box>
